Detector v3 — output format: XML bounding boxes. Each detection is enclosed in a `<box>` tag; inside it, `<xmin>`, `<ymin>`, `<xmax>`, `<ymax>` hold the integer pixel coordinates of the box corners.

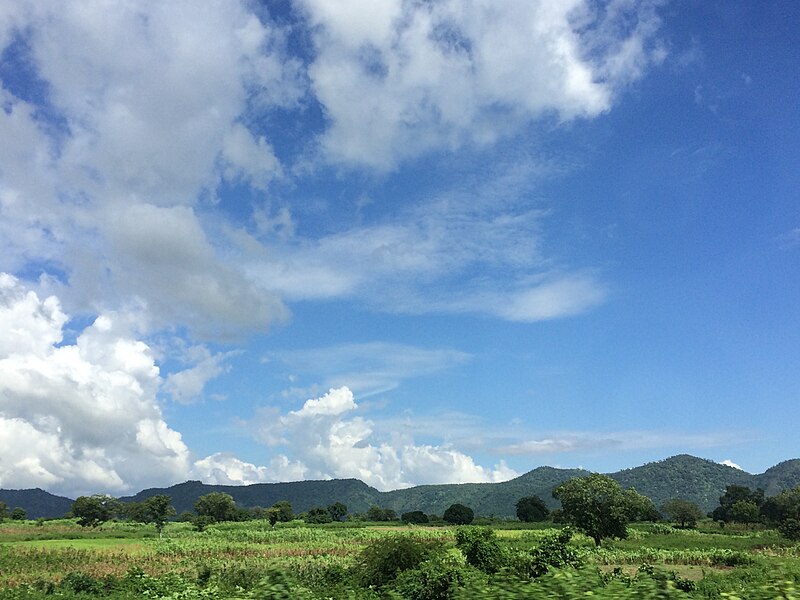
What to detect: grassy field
<box><xmin>1</xmin><ymin>519</ymin><xmax>799</xmax><ymax>598</ymax></box>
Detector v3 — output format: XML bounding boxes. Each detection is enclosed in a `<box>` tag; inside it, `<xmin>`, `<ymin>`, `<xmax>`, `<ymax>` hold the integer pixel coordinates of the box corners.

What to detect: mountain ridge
<box><xmin>4</xmin><ymin>454</ymin><xmax>800</xmax><ymax>518</ymax></box>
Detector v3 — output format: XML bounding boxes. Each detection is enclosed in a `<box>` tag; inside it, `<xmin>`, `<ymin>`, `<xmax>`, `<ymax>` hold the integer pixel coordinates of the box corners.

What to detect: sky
<box><xmin>0</xmin><ymin>1</ymin><xmax>798</xmax><ymax>499</ymax></box>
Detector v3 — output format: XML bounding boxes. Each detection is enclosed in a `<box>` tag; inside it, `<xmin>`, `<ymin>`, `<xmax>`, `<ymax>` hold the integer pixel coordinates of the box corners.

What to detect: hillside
<box><xmin>0</xmin><ymin>488</ymin><xmax>73</xmax><ymax>519</ymax></box>
<box><xmin>610</xmin><ymin>455</ymin><xmax>755</xmax><ymax>512</ymax></box>
<box><xmin>5</xmin><ymin>455</ymin><xmax>800</xmax><ymax>519</ymax></box>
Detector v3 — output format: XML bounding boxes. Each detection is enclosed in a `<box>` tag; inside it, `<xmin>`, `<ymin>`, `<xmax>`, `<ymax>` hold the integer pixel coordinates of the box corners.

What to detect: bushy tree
<box><xmin>516</xmin><ymin>495</ymin><xmax>549</xmax><ymax>522</ymax></box>
<box><xmin>10</xmin><ymin>507</ymin><xmax>26</xmax><ymax>520</ymax></box>
<box><xmin>624</xmin><ymin>489</ymin><xmax>661</xmax><ymax>522</ymax></box>
<box><xmin>711</xmin><ymin>485</ymin><xmax>764</xmax><ymax>523</ymax></box>
<box><xmin>552</xmin><ymin>474</ymin><xmax>630</xmax><ymax>546</ymax></box>
<box><xmin>367</xmin><ymin>505</ymin><xmax>398</xmax><ymax>522</ymax></box>
<box><xmin>443</xmin><ymin>503</ymin><xmax>474</xmax><ymax>525</ymax></box>
<box><xmin>357</xmin><ymin>536</ymin><xmax>440</xmax><ymax>588</ymax></box>
<box><xmin>0</xmin><ymin>502</ymin><xmax>8</xmax><ymax>521</ymax></box>
<box><xmin>272</xmin><ymin>500</ymin><xmax>294</xmax><ymax>522</ymax></box>
<box><xmin>128</xmin><ymin>495</ymin><xmax>175</xmax><ymax>536</ymax></box>
<box><xmin>72</xmin><ymin>495</ymin><xmax>120</xmax><ymax>527</ymax></box>
<box><xmin>455</xmin><ymin>527</ymin><xmax>505</xmax><ymax>573</ymax></box>
<box><xmin>194</xmin><ymin>492</ymin><xmax>237</xmax><ymax>523</ymax></box>
<box><xmin>401</xmin><ymin>510</ymin><xmax>429</xmax><ymax>524</ymax></box>
<box><xmin>328</xmin><ymin>502</ymin><xmax>347</xmax><ymax>522</ymax></box>
<box><xmin>729</xmin><ymin>500</ymin><xmax>760</xmax><ymax>527</ymax></box>
<box><xmin>779</xmin><ymin>518</ymin><xmax>800</xmax><ymax>541</ymax></box>
<box><xmin>662</xmin><ymin>498</ymin><xmax>704</xmax><ymax>528</ymax></box>
<box><xmin>305</xmin><ymin>507</ymin><xmax>332</xmax><ymax>524</ymax></box>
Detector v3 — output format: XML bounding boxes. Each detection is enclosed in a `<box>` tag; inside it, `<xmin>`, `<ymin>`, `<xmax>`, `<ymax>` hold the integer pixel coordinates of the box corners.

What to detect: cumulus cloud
<box><xmin>301</xmin><ymin>0</ymin><xmax>665</xmax><ymax>169</ymax></box>
<box><xmin>0</xmin><ymin>1</ymin><xmax>298</xmax><ymax>339</ymax></box>
<box><xmin>252</xmin><ymin>387</ymin><xmax>518</xmax><ymax>490</ymax></box>
<box><xmin>721</xmin><ymin>459</ymin><xmax>743</xmax><ymax>470</ymax></box>
<box><xmin>0</xmin><ymin>274</ymin><xmax>191</xmax><ymax>497</ymax></box>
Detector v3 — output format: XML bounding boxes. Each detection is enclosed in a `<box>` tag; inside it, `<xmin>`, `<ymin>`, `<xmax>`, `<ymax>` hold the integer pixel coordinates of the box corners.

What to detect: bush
<box><xmin>511</xmin><ymin>528</ymin><xmax>582</xmax><ymax>579</ymax></box>
<box><xmin>393</xmin><ymin>555</ymin><xmax>479</xmax><ymax>600</ymax></box>
<box><xmin>454</xmin><ymin>527</ymin><xmax>506</xmax><ymax>574</ymax></box>
<box><xmin>402</xmin><ymin>510</ymin><xmax>430</xmax><ymax>524</ymax></box>
<box><xmin>779</xmin><ymin>517</ymin><xmax>800</xmax><ymax>541</ymax></box>
<box><xmin>357</xmin><ymin>536</ymin><xmax>442</xmax><ymax>588</ymax></box>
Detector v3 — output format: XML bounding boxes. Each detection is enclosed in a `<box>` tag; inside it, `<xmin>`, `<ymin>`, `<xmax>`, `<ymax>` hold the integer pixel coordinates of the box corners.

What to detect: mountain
<box><xmin>5</xmin><ymin>455</ymin><xmax>800</xmax><ymax>519</ymax></box>
<box><xmin>609</xmin><ymin>455</ymin><xmax>754</xmax><ymax>512</ymax></box>
<box><xmin>0</xmin><ymin>488</ymin><xmax>73</xmax><ymax>519</ymax></box>
<box><xmin>123</xmin><ymin>478</ymin><xmax>382</xmax><ymax>516</ymax></box>
<box><xmin>755</xmin><ymin>460</ymin><xmax>800</xmax><ymax>496</ymax></box>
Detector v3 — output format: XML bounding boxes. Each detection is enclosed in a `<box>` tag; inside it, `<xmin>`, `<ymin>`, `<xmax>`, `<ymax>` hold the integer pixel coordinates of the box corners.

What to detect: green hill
<box><xmin>5</xmin><ymin>455</ymin><xmax>800</xmax><ymax>519</ymax></box>
<box><xmin>0</xmin><ymin>488</ymin><xmax>73</xmax><ymax>519</ymax></box>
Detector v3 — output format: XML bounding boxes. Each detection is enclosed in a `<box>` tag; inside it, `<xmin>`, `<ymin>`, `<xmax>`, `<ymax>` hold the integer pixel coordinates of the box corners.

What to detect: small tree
<box><xmin>142</xmin><ymin>495</ymin><xmax>176</xmax><ymax>537</ymax></box>
<box><xmin>729</xmin><ymin>500</ymin><xmax>760</xmax><ymax>527</ymax></box>
<box><xmin>443</xmin><ymin>503</ymin><xmax>474</xmax><ymax>525</ymax></box>
<box><xmin>328</xmin><ymin>502</ymin><xmax>348</xmax><ymax>522</ymax></box>
<box><xmin>552</xmin><ymin>474</ymin><xmax>629</xmax><ymax>546</ymax></box>
<box><xmin>662</xmin><ymin>499</ymin><xmax>704</xmax><ymax>528</ymax></box>
<box><xmin>401</xmin><ymin>510</ymin><xmax>429</xmax><ymax>524</ymax></box>
<box><xmin>367</xmin><ymin>505</ymin><xmax>397</xmax><ymax>522</ymax></box>
<box><xmin>0</xmin><ymin>502</ymin><xmax>8</xmax><ymax>522</ymax></box>
<box><xmin>272</xmin><ymin>500</ymin><xmax>294</xmax><ymax>522</ymax></box>
<box><xmin>72</xmin><ymin>495</ymin><xmax>120</xmax><ymax>528</ymax></box>
<box><xmin>10</xmin><ymin>507</ymin><xmax>26</xmax><ymax>520</ymax></box>
<box><xmin>516</xmin><ymin>496</ymin><xmax>549</xmax><ymax>522</ymax></box>
<box><xmin>194</xmin><ymin>492</ymin><xmax>237</xmax><ymax>523</ymax></box>
<box><xmin>306</xmin><ymin>507</ymin><xmax>332</xmax><ymax>524</ymax></box>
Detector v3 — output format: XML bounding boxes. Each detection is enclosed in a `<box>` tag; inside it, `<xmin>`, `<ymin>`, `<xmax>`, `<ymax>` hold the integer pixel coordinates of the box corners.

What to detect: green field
<box><xmin>1</xmin><ymin>519</ymin><xmax>800</xmax><ymax>598</ymax></box>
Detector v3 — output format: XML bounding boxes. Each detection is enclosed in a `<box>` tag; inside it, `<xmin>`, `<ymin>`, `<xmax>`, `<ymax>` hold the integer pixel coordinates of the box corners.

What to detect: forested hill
<box><xmin>0</xmin><ymin>488</ymin><xmax>73</xmax><ymax>519</ymax></box>
<box><xmin>5</xmin><ymin>455</ymin><xmax>800</xmax><ymax>518</ymax></box>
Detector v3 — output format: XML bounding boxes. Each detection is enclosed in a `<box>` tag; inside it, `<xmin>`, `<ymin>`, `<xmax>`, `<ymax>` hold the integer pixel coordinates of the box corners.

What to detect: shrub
<box><xmin>402</xmin><ymin>510</ymin><xmax>430</xmax><ymax>524</ymax></box>
<box><xmin>357</xmin><ymin>536</ymin><xmax>442</xmax><ymax>588</ymax></box>
<box><xmin>779</xmin><ymin>517</ymin><xmax>800</xmax><ymax>541</ymax></box>
<box><xmin>454</xmin><ymin>527</ymin><xmax>506</xmax><ymax>574</ymax></box>
<box><xmin>393</xmin><ymin>555</ymin><xmax>478</xmax><ymax>600</ymax></box>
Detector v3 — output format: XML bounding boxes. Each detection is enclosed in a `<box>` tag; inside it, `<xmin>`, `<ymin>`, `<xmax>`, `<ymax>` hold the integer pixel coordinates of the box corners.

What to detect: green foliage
<box><xmin>272</xmin><ymin>500</ymin><xmax>294</xmax><ymax>522</ymax></box>
<box><xmin>72</xmin><ymin>495</ymin><xmax>120</xmax><ymax>528</ymax></box>
<box><xmin>402</xmin><ymin>510</ymin><xmax>430</xmax><ymax>524</ymax></box>
<box><xmin>661</xmin><ymin>498</ymin><xmax>704</xmax><ymax>528</ymax></box>
<box><xmin>624</xmin><ymin>488</ymin><xmax>660</xmax><ymax>522</ymax></box>
<box><xmin>515</xmin><ymin>496</ymin><xmax>549</xmax><ymax>522</ymax></box>
<box><xmin>454</xmin><ymin>527</ymin><xmax>505</xmax><ymax>573</ymax></box>
<box><xmin>552</xmin><ymin>474</ymin><xmax>630</xmax><ymax>546</ymax></box>
<box><xmin>126</xmin><ymin>495</ymin><xmax>176</xmax><ymax>535</ymax></box>
<box><xmin>10</xmin><ymin>507</ymin><xmax>26</xmax><ymax>520</ymax></box>
<box><xmin>711</xmin><ymin>484</ymin><xmax>765</xmax><ymax>522</ymax></box>
<box><xmin>366</xmin><ymin>505</ymin><xmax>397</xmax><ymax>521</ymax></box>
<box><xmin>305</xmin><ymin>507</ymin><xmax>333</xmax><ymax>524</ymax></box>
<box><xmin>779</xmin><ymin>517</ymin><xmax>800</xmax><ymax>541</ymax></box>
<box><xmin>328</xmin><ymin>502</ymin><xmax>348</xmax><ymax>522</ymax></box>
<box><xmin>510</xmin><ymin>528</ymin><xmax>582</xmax><ymax>579</ymax></box>
<box><xmin>728</xmin><ymin>500</ymin><xmax>761</xmax><ymax>526</ymax></box>
<box><xmin>194</xmin><ymin>492</ymin><xmax>237</xmax><ymax>523</ymax></box>
<box><xmin>443</xmin><ymin>504</ymin><xmax>474</xmax><ymax>525</ymax></box>
<box><xmin>393</xmin><ymin>554</ymin><xmax>478</xmax><ymax>600</ymax></box>
<box><xmin>356</xmin><ymin>535</ymin><xmax>441</xmax><ymax>588</ymax></box>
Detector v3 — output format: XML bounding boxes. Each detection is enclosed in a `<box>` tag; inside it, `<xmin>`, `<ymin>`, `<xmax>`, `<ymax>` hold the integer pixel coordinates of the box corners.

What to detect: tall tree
<box><xmin>553</xmin><ymin>474</ymin><xmax>630</xmax><ymax>546</ymax></box>
<box><xmin>443</xmin><ymin>503</ymin><xmax>474</xmax><ymax>525</ymax></box>
<box><xmin>516</xmin><ymin>495</ymin><xmax>549</xmax><ymax>522</ymax></box>
<box><xmin>72</xmin><ymin>495</ymin><xmax>120</xmax><ymax>528</ymax></box>
<box><xmin>328</xmin><ymin>502</ymin><xmax>348</xmax><ymax>522</ymax></box>
<box><xmin>662</xmin><ymin>498</ymin><xmax>704</xmax><ymax>528</ymax></box>
<box><xmin>194</xmin><ymin>492</ymin><xmax>237</xmax><ymax>523</ymax></box>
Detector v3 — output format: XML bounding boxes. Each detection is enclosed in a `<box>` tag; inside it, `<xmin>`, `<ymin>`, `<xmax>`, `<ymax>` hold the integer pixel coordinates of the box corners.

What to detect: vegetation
<box><xmin>516</xmin><ymin>495</ymin><xmax>549</xmax><ymax>522</ymax></box>
<box><xmin>553</xmin><ymin>474</ymin><xmax>633</xmax><ymax>546</ymax></box>
<box><xmin>662</xmin><ymin>499</ymin><xmax>704</xmax><ymax>528</ymax></box>
<box><xmin>443</xmin><ymin>503</ymin><xmax>474</xmax><ymax>525</ymax></box>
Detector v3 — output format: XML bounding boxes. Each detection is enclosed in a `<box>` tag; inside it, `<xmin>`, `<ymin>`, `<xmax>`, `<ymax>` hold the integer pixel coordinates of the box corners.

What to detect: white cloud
<box><xmin>192</xmin><ymin>452</ymin><xmax>308</xmax><ymax>486</ymax></box>
<box><xmin>721</xmin><ymin>459</ymin><xmax>743</xmax><ymax>470</ymax></box>
<box><xmin>301</xmin><ymin>0</ymin><xmax>665</xmax><ymax>169</ymax></box>
<box><xmin>0</xmin><ymin>274</ymin><xmax>191</xmax><ymax>497</ymax></box>
<box><xmin>0</xmin><ymin>2</ymin><xmax>299</xmax><ymax>339</ymax></box>
<box><xmin>164</xmin><ymin>346</ymin><xmax>238</xmax><ymax>404</ymax></box>
<box><xmin>251</xmin><ymin>387</ymin><xmax>518</xmax><ymax>490</ymax></box>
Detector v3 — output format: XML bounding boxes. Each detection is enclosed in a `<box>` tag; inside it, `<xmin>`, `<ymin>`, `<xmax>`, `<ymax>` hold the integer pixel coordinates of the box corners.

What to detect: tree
<box><xmin>728</xmin><ymin>500</ymin><xmax>760</xmax><ymax>527</ymax></box>
<box><xmin>72</xmin><ymin>495</ymin><xmax>120</xmax><ymax>528</ymax></box>
<box><xmin>137</xmin><ymin>495</ymin><xmax>176</xmax><ymax>537</ymax></box>
<box><xmin>272</xmin><ymin>500</ymin><xmax>294</xmax><ymax>522</ymax></box>
<box><xmin>401</xmin><ymin>510</ymin><xmax>429</xmax><ymax>524</ymax></box>
<box><xmin>367</xmin><ymin>505</ymin><xmax>397</xmax><ymax>522</ymax></box>
<box><xmin>443</xmin><ymin>503</ymin><xmax>474</xmax><ymax>525</ymax></box>
<box><xmin>10</xmin><ymin>507</ymin><xmax>26</xmax><ymax>521</ymax></box>
<box><xmin>194</xmin><ymin>492</ymin><xmax>237</xmax><ymax>523</ymax></box>
<box><xmin>306</xmin><ymin>507</ymin><xmax>332</xmax><ymax>524</ymax></box>
<box><xmin>0</xmin><ymin>502</ymin><xmax>8</xmax><ymax>521</ymax></box>
<box><xmin>516</xmin><ymin>496</ymin><xmax>549</xmax><ymax>522</ymax></box>
<box><xmin>552</xmin><ymin>474</ymin><xmax>630</xmax><ymax>546</ymax></box>
<box><xmin>328</xmin><ymin>502</ymin><xmax>348</xmax><ymax>522</ymax></box>
<box><xmin>662</xmin><ymin>499</ymin><xmax>704</xmax><ymax>528</ymax></box>
<box><xmin>711</xmin><ymin>485</ymin><xmax>764</xmax><ymax>523</ymax></box>
<box><xmin>624</xmin><ymin>488</ymin><xmax>661</xmax><ymax>522</ymax></box>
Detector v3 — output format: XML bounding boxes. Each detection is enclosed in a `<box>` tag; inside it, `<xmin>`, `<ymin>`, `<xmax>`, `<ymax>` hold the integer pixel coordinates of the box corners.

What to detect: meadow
<box><xmin>1</xmin><ymin>519</ymin><xmax>800</xmax><ymax>599</ymax></box>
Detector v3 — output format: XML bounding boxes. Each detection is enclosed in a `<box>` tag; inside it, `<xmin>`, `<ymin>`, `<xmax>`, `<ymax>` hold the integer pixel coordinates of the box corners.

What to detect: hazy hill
<box><xmin>5</xmin><ymin>455</ymin><xmax>800</xmax><ymax>519</ymax></box>
<box><xmin>0</xmin><ymin>488</ymin><xmax>73</xmax><ymax>519</ymax></box>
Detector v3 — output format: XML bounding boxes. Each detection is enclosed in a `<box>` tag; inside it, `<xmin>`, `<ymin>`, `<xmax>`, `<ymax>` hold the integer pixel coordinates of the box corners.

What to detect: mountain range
<box><xmin>4</xmin><ymin>455</ymin><xmax>800</xmax><ymax>519</ymax></box>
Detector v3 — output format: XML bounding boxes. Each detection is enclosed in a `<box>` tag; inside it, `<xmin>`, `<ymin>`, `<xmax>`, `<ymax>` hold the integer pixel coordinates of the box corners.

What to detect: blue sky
<box><xmin>0</xmin><ymin>0</ymin><xmax>798</xmax><ymax>498</ymax></box>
